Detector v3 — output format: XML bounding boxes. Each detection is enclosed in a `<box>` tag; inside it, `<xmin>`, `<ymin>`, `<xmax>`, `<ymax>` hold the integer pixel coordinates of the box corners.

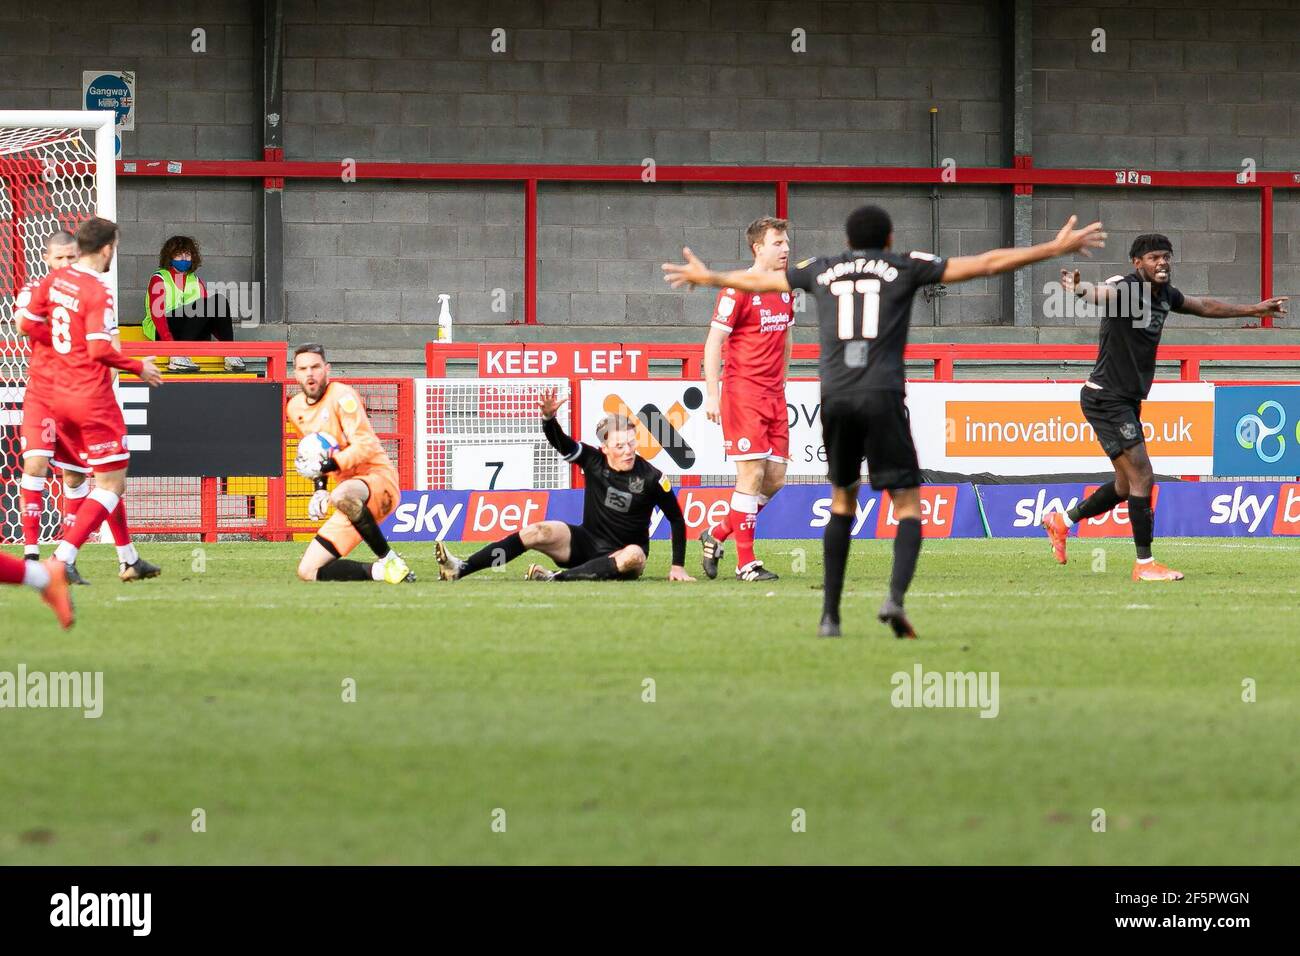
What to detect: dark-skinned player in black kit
<box><xmin>1043</xmin><ymin>234</ymin><xmax>1288</xmax><ymax>580</ymax></box>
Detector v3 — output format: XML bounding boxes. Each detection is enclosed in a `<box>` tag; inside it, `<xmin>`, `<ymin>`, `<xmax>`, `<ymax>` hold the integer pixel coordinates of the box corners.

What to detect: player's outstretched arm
<box><xmin>538</xmin><ymin>387</ymin><xmax>582</xmax><ymax>459</ymax></box>
<box><xmin>1059</xmin><ymin>268</ymin><xmax>1120</xmax><ymax>307</ymax></box>
<box><xmin>662</xmin><ymin>247</ymin><xmax>791</xmax><ymax>294</ymax></box>
<box><xmin>1176</xmin><ymin>294</ymin><xmax>1289</xmax><ymax>319</ymax></box>
<box><xmin>940</xmin><ymin>216</ymin><xmax>1106</xmax><ymax>284</ymax></box>
<box><xmin>87</xmin><ymin>338</ymin><xmax>163</xmax><ymax>387</ymax></box>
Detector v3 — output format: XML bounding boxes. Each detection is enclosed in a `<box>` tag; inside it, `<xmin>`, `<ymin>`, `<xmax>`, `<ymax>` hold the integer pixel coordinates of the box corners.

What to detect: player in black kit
<box><xmin>435</xmin><ymin>387</ymin><xmax>693</xmax><ymax>583</ymax></box>
<box><xmin>665</xmin><ymin>205</ymin><xmax>1105</xmax><ymax>638</ymax></box>
<box><xmin>1043</xmin><ymin>233</ymin><xmax>1289</xmax><ymax>581</ymax></box>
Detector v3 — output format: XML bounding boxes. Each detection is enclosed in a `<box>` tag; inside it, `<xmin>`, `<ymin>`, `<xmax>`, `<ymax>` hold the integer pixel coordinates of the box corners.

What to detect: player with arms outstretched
<box><xmin>436</xmin><ymin>388</ymin><xmax>692</xmax><ymax>583</ymax></box>
<box><xmin>666</xmin><ymin>205</ymin><xmax>1105</xmax><ymax>637</ymax></box>
<box><xmin>1043</xmin><ymin>234</ymin><xmax>1288</xmax><ymax>580</ymax></box>
<box><xmin>17</xmin><ymin>217</ymin><xmax>165</xmax><ymax>583</ymax></box>
<box><xmin>699</xmin><ymin>215</ymin><xmax>794</xmax><ymax>582</ymax></box>
<box><xmin>287</xmin><ymin>343</ymin><xmax>414</xmax><ymax>584</ymax></box>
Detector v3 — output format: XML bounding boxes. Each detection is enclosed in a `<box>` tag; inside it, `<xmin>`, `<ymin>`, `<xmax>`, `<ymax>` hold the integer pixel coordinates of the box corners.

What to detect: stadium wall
<box><xmin>2</xmin><ymin>0</ymin><xmax>1298</xmax><ymax>361</ymax></box>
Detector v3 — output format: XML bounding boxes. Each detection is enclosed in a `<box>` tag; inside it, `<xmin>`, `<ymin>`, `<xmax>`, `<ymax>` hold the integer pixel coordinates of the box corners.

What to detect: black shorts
<box><xmin>1080</xmin><ymin>386</ymin><xmax>1144</xmax><ymax>459</ymax></box>
<box><xmin>556</xmin><ymin>523</ymin><xmax>643</xmax><ymax>579</ymax></box>
<box><xmin>821</xmin><ymin>390</ymin><xmax>922</xmax><ymax>491</ymax></box>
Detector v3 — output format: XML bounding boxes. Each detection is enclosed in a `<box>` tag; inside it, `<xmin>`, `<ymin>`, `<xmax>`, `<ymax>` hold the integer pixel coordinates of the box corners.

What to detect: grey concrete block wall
<box><xmin>282</xmin><ymin>181</ymin><xmax>524</xmax><ymax>330</ymax></box>
<box><xmin>0</xmin><ymin>1</ymin><xmax>258</xmax><ymax>162</ymax></box>
<box><xmin>1028</xmin><ymin>188</ymin><xmax>1293</xmax><ymax>329</ymax></box>
<box><xmin>282</xmin><ymin>1</ymin><xmax>1005</xmax><ymax>167</ymax></box>
<box><xmin>4</xmin><ymin>0</ymin><xmax>1296</xmax><ymax>345</ymax></box>
<box><xmin>1034</xmin><ymin>0</ymin><xmax>1300</xmax><ymax>173</ymax></box>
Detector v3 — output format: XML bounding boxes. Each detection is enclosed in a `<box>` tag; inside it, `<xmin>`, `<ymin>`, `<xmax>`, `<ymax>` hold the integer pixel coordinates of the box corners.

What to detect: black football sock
<box><xmin>348</xmin><ymin>506</ymin><xmax>393</xmax><ymax>559</ymax></box>
<box><xmin>889</xmin><ymin>517</ymin><xmax>923</xmax><ymax>606</ymax></box>
<box><xmin>459</xmin><ymin>532</ymin><xmax>526</xmax><ymax>577</ymax></box>
<box><xmin>1129</xmin><ymin>494</ymin><xmax>1154</xmax><ymax>560</ymax></box>
<box><xmin>1067</xmin><ymin>480</ymin><xmax>1125</xmax><ymax>523</ymax></box>
<box><xmin>821</xmin><ymin>512</ymin><xmax>853</xmax><ymax>622</ymax></box>
<box><xmin>316</xmin><ymin>558</ymin><xmax>373</xmax><ymax>581</ymax></box>
<box><xmin>553</xmin><ymin>556</ymin><xmax>620</xmax><ymax>581</ymax></box>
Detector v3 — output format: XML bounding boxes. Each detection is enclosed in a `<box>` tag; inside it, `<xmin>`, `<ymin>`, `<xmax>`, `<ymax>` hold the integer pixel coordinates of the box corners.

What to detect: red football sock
<box><xmin>57</xmin><ymin>488</ymin><xmax>119</xmax><ymax>557</ymax></box>
<box><xmin>61</xmin><ymin>481</ymin><xmax>90</xmax><ymax>538</ymax></box>
<box><xmin>20</xmin><ymin>474</ymin><xmax>45</xmax><ymax>551</ymax></box>
<box><xmin>0</xmin><ymin>550</ymin><xmax>27</xmax><ymax>585</ymax></box>
<box><xmin>107</xmin><ymin>497</ymin><xmax>130</xmax><ymax>545</ymax></box>
<box><xmin>712</xmin><ymin>512</ymin><xmax>734</xmax><ymax>542</ymax></box>
<box><xmin>729</xmin><ymin>491</ymin><xmax>759</xmax><ymax>569</ymax></box>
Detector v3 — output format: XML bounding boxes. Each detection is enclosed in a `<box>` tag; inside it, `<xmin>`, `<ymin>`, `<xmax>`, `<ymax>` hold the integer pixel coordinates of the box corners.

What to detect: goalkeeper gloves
<box><xmin>308</xmin><ymin>489</ymin><xmax>331</xmax><ymax>521</ymax></box>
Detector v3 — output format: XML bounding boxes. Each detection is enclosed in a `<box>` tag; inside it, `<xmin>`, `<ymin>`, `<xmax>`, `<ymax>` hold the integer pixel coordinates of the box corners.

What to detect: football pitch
<box><xmin>1</xmin><ymin>537</ymin><xmax>1296</xmax><ymax>866</ymax></box>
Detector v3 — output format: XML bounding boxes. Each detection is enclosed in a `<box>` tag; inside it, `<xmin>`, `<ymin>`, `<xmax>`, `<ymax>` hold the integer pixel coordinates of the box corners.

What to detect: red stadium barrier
<box><xmin>427</xmin><ymin>341</ymin><xmax>1300</xmax><ymax>383</ymax></box>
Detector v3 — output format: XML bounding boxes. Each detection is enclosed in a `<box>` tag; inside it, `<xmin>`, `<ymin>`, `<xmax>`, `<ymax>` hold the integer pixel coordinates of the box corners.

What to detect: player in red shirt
<box><xmin>698</xmin><ymin>216</ymin><xmax>794</xmax><ymax>581</ymax></box>
<box><xmin>16</xmin><ymin>231</ymin><xmax>157</xmax><ymax>583</ymax></box>
<box><xmin>17</xmin><ymin>217</ymin><xmax>165</xmax><ymax>581</ymax></box>
<box><xmin>14</xmin><ymin>232</ymin><xmax>85</xmax><ymax>562</ymax></box>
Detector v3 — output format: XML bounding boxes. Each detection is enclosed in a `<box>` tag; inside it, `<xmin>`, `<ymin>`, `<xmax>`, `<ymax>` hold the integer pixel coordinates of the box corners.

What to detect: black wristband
<box><xmin>314</xmin><ymin>476</ymin><xmax>328</xmax><ymax>491</ymax></box>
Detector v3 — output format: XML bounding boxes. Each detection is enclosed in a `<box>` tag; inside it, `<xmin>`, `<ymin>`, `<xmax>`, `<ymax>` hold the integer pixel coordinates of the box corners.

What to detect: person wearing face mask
<box><xmin>143</xmin><ymin>235</ymin><xmax>244</xmax><ymax>372</ymax></box>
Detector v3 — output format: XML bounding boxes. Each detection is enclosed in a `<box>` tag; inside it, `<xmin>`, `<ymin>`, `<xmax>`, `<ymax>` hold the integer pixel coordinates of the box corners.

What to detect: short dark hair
<box><xmin>159</xmin><ymin>234</ymin><xmax>202</xmax><ymax>271</ymax></box>
<box><xmin>294</xmin><ymin>343</ymin><xmax>327</xmax><ymax>362</ymax></box>
<box><xmin>745</xmin><ymin>215</ymin><xmax>788</xmax><ymax>253</ymax></box>
<box><xmin>45</xmin><ymin>230</ymin><xmax>76</xmax><ymax>251</ymax></box>
<box><xmin>845</xmin><ymin>205</ymin><xmax>892</xmax><ymax>250</ymax></box>
<box><xmin>75</xmin><ymin>217</ymin><xmax>118</xmax><ymax>255</ymax></box>
<box><xmin>1129</xmin><ymin>234</ymin><xmax>1173</xmax><ymax>260</ymax></box>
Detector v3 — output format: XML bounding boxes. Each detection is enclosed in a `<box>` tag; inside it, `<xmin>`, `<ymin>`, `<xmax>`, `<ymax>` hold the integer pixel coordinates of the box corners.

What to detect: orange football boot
<box><xmin>39</xmin><ymin>558</ymin><xmax>75</xmax><ymax>629</ymax></box>
<box><xmin>1042</xmin><ymin>512</ymin><xmax>1069</xmax><ymax>564</ymax></box>
<box><xmin>1132</xmin><ymin>560</ymin><xmax>1184</xmax><ymax>582</ymax></box>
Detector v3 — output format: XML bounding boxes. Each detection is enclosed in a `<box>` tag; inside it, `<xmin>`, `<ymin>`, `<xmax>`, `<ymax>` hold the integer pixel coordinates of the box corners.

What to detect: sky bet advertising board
<box><xmin>383</xmin><ymin>481</ymin><xmax>1300</xmax><ymax>542</ymax></box>
<box><xmin>380</xmin><ymin>484</ymin><xmax>986</xmax><ymax>542</ymax></box>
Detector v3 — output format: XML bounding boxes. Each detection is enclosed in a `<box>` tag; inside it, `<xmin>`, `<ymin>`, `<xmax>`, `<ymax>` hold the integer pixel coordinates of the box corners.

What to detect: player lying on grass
<box><xmin>1043</xmin><ymin>234</ymin><xmax>1289</xmax><ymax>580</ymax></box>
<box><xmin>699</xmin><ymin>215</ymin><xmax>794</xmax><ymax>583</ymax></box>
<box><xmin>436</xmin><ymin>388</ymin><xmax>692</xmax><ymax>582</ymax></box>
<box><xmin>0</xmin><ymin>551</ymin><xmax>73</xmax><ymax>629</ymax></box>
<box><xmin>17</xmin><ymin>217</ymin><xmax>165</xmax><ymax>585</ymax></box>
<box><xmin>288</xmin><ymin>344</ymin><xmax>414</xmax><ymax>583</ymax></box>
<box><xmin>665</xmin><ymin>207</ymin><xmax>1105</xmax><ymax>638</ymax></box>
<box><xmin>15</xmin><ymin>231</ymin><xmax>158</xmax><ymax>584</ymax></box>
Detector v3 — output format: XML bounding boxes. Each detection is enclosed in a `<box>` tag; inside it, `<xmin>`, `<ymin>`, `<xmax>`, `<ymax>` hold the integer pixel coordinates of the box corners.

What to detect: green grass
<box><xmin>1</xmin><ymin>537</ymin><xmax>1297</xmax><ymax>865</ymax></box>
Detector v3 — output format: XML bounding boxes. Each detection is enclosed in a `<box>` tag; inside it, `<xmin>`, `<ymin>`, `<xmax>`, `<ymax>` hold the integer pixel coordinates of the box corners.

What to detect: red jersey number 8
<box><xmin>51</xmin><ymin>305</ymin><xmax>73</xmax><ymax>354</ymax></box>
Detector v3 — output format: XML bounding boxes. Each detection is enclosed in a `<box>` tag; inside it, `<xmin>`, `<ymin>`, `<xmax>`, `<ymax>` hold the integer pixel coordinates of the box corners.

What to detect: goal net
<box><xmin>417</xmin><ymin>378</ymin><xmax>573</xmax><ymax>490</ymax></box>
<box><xmin>0</xmin><ymin>111</ymin><xmax>116</xmax><ymax>543</ymax></box>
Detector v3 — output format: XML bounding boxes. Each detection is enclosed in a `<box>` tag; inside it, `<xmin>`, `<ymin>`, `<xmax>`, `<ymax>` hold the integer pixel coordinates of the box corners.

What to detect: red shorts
<box><xmin>721</xmin><ymin>385</ymin><xmax>789</xmax><ymax>463</ymax></box>
<box><xmin>51</xmin><ymin>392</ymin><xmax>129</xmax><ymax>474</ymax></box>
<box><xmin>20</xmin><ymin>388</ymin><xmax>91</xmax><ymax>474</ymax></box>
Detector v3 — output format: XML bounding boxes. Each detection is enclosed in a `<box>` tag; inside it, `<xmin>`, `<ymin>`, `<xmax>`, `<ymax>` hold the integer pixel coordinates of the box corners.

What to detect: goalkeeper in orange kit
<box><xmin>287</xmin><ymin>344</ymin><xmax>414</xmax><ymax>583</ymax></box>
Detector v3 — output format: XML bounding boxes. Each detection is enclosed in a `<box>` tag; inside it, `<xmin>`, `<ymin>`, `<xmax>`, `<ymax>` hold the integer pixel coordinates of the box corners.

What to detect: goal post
<box><xmin>0</xmin><ymin>109</ymin><xmax>118</xmax><ymax>299</ymax></box>
<box><xmin>0</xmin><ymin>110</ymin><xmax>117</xmax><ymax>543</ymax></box>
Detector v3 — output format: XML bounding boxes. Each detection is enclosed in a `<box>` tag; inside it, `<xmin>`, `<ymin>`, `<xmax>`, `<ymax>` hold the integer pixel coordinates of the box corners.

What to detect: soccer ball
<box><xmin>295</xmin><ymin>431</ymin><xmax>340</xmax><ymax>479</ymax></box>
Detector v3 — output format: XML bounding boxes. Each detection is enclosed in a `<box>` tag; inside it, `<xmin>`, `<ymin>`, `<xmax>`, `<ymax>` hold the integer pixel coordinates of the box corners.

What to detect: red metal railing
<box><xmin>427</xmin><ymin>341</ymin><xmax>1300</xmax><ymax>383</ymax></box>
<box><xmin>116</xmin><ymin>159</ymin><xmax>1299</xmax><ymax>329</ymax></box>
